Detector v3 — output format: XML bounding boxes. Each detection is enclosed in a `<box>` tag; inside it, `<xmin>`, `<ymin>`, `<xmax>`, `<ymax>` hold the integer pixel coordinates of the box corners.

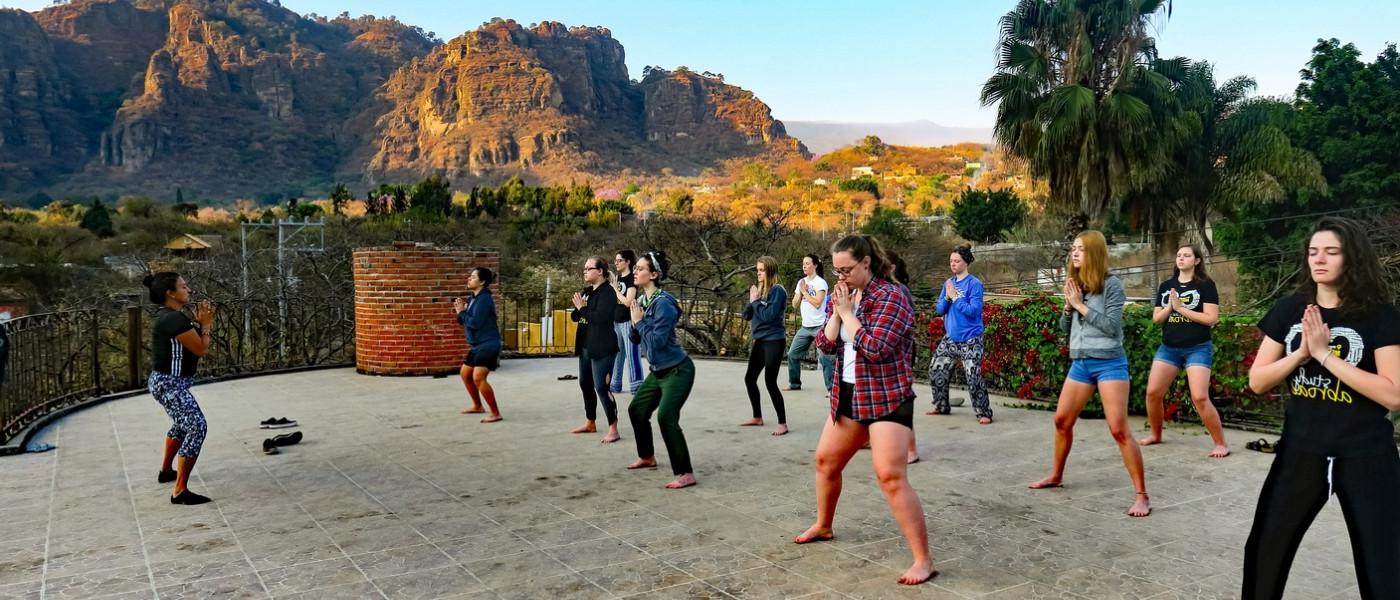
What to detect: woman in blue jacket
<box><xmin>927</xmin><ymin>245</ymin><xmax>992</xmax><ymax>424</ymax></box>
<box><xmin>454</xmin><ymin>267</ymin><xmax>503</xmax><ymax>423</ymax></box>
<box><xmin>740</xmin><ymin>255</ymin><xmax>790</xmax><ymax>436</ymax></box>
<box><xmin>625</xmin><ymin>251</ymin><xmax>698</xmax><ymax>489</ymax></box>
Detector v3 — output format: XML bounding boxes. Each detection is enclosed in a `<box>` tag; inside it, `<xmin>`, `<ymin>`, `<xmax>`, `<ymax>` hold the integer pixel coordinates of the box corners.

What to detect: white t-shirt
<box><xmin>795</xmin><ymin>275</ymin><xmax>830</xmax><ymax>328</ymax></box>
<box><xmin>840</xmin><ymin>310</ymin><xmax>857</xmax><ymax>383</ymax></box>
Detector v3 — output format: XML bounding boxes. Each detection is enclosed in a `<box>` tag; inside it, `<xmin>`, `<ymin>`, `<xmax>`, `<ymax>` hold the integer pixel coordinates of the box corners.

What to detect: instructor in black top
<box><xmin>144</xmin><ymin>272</ymin><xmax>215</xmax><ymax>505</ymax></box>
<box><xmin>1244</xmin><ymin>217</ymin><xmax>1400</xmax><ymax>599</ymax></box>
<box><xmin>571</xmin><ymin>256</ymin><xmax>622</xmax><ymax>443</ymax></box>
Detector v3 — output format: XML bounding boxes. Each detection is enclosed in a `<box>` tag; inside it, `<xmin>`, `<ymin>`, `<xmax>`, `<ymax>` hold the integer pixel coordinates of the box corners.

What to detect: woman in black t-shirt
<box><xmin>1138</xmin><ymin>245</ymin><xmax>1230</xmax><ymax>457</ymax></box>
<box><xmin>1243</xmin><ymin>217</ymin><xmax>1400</xmax><ymax>599</ymax></box>
<box><xmin>144</xmin><ymin>272</ymin><xmax>215</xmax><ymax>506</ymax></box>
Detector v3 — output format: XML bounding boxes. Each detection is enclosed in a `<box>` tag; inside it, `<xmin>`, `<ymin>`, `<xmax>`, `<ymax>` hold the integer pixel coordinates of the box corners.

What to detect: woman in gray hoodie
<box><xmin>1029</xmin><ymin>230</ymin><xmax>1150</xmax><ymax>518</ymax></box>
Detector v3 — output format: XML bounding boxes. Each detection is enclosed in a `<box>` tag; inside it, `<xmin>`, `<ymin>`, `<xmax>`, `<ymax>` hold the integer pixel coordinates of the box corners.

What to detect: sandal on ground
<box><xmin>1246</xmin><ymin>438</ymin><xmax>1276</xmax><ymax>454</ymax></box>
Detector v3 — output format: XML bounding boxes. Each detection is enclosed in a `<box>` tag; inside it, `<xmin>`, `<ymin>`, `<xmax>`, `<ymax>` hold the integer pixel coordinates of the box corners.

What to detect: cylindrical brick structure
<box><xmin>353</xmin><ymin>242</ymin><xmax>500</xmax><ymax>375</ymax></box>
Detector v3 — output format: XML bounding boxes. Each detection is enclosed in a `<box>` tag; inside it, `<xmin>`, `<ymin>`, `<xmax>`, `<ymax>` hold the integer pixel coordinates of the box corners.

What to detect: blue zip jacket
<box><xmin>935</xmin><ymin>274</ymin><xmax>985</xmax><ymax>342</ymax></box>
<box><xmin>457</xmin><ymin>290</ymin><xmax>502</xmax><ymax>353</ymax></box>
<box><xmin>742</xmin><ymin>285</ymin><xmax>788</xmax><ymax>342</ymax></box>
<box><xmin>629</xmin><ymin>289</ymin><xmax>688</xmax><ymax>372</ymax></box>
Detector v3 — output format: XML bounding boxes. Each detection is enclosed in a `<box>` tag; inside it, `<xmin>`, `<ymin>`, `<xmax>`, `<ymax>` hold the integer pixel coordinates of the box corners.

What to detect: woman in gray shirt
<box><xmin>1029</xmin><ymin>231</ymin><xmax>1150</xmax><ymax>518</ymax></box>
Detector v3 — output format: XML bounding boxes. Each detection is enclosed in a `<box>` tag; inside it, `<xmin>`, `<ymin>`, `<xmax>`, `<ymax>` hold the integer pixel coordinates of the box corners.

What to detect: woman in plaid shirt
<box><xmin>793</xmin><ymin>235</ymin><xmax>937</xmax><ymax>586</ymax></box>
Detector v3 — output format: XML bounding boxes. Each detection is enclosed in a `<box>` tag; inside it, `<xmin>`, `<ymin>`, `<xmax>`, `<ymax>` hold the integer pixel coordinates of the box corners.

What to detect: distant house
<box><xmin>813</xmin><ymin>178</ymin><xmax>829</xmax><ymax>187</ymax></box>
<box><xmin>596</xmin><ymin>188</ymin><xmax>623</xmax><ymax>201</ymax></box>
<box><xmin>851</xmin><ymin>166</ymin><xmax>875</xmax><ymax>178</ymax></box>
<box><xmin>965</xmin><ymin>161</ymin><xmax>983</xmax><ymax>171</ymax></box>
<box><xmin>165</xmin><ymin>234</ymin><xmax>223</xmax><ymax>261</ymax></box>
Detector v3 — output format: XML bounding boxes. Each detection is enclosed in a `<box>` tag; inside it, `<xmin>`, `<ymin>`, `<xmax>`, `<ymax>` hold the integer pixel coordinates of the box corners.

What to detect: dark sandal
<box><xmin>1246</xmin><ymin>438</ymin><xmax>1275</xmax><ymax>453</ymax></box>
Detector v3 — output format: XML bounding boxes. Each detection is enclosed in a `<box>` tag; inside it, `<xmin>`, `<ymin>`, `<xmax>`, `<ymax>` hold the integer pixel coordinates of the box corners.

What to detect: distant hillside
<box><xmin>784</xmin><ymin>120</ymin><xmax>993</xmax><ymax>154</ymax></box>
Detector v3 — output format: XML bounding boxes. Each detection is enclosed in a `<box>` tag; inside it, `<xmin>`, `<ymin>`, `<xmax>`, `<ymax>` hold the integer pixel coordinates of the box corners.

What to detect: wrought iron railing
<box><xmin>0</xmin><ymin>311</ymin><xmax>102</xmax><ymax>443</ymax></box>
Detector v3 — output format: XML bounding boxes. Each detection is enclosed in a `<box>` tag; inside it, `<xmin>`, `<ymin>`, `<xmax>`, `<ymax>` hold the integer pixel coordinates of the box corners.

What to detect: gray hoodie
<box><xmin>1061</xmin><ymin>274</ymin><xmax>1126</xmax><ymax>360</ymax></box>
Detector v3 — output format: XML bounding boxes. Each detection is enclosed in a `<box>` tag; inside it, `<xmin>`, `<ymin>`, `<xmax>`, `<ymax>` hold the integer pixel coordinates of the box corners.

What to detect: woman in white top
<box><xmin>786</xmin><ymin>254</ymin><xmax>834</xmax><ymax>392</ymax></box>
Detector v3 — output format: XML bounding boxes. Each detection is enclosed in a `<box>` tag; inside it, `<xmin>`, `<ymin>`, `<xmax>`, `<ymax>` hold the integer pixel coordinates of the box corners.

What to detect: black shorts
<box><xmin>463</xmin><ymin>348</ymin><xmax>500</xmax><ymax>371</ymax></box>
<box><xmin>836</xmin><ymin>382</ymin><xmax>914</xmax><ymax>429</ymax></box>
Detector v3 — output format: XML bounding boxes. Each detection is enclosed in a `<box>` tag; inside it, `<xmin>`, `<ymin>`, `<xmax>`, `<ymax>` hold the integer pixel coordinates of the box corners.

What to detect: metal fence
<box><xmin>0</xmin><ymin>311</ymin><xmax>102</xmax><ymax>443</ymax></box>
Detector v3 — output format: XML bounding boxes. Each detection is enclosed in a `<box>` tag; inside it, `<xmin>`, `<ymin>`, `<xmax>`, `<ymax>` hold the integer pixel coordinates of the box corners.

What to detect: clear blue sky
<box><xmin>5</xmin><ymin>0</ymin><xmax>1396</xmax><ymax>127</ymax></box>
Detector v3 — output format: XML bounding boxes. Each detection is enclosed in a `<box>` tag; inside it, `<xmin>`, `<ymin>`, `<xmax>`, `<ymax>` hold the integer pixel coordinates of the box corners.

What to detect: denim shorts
<box><xmin>1067</xmin><ymin>356</ymin><xmax>1130</xmax><ymax>385</ymax></box>
<box><xmin>1153</xmin><ymin>341</ymin><xmax>1213</xmax><ymax>370</ymax></box>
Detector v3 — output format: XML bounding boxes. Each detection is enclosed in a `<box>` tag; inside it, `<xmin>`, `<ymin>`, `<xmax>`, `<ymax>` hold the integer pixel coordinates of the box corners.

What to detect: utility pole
<box><xmin>240</xmin><ymin>217</ymin><xmax>325</xmax><ymax>364</ymax></box>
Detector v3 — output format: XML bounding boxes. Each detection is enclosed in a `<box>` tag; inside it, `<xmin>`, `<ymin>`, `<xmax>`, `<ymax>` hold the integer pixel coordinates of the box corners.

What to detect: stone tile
<box><xmin>509</xmin><ymin>518</ymin><xmax>609</xmax><ymax>549</ymax></box>
<box><xmin>584</xmin><ymin>506</ymin><xmax>679</xmax><ymax>536</ymax></box>
<box><xmin>372</xmin><ymin>565</ymin><xmax>485</xmax><ymax>599</ymax></box>
<box><xmin>153</xmin><ymin>572</ymin><xmax>267</xmax><ymax>600</ymax></box>
<box><xmin>43</xmin><ymin>539</ymin><xmax>147</xmax><ymax>578</ymax></box>
<box><xmin>144</xmin><ymin>530</ymin><xmax>243</xmax><ymax>564</ymax></box>
<box><xmin>274</xmin><ymin>580</ymin><xmax>383</xmax><ymax>599</ymax></box>
<box><xmin>619</xmin><ymin>525</ymin><xmax>720</xmax><ymax>557</ymax></box>
<box><xmin>0</xmin><ymin>580</ymin><xmax>41</xmax><ymax>600</ymax></box>
<box><xmin>460</xmin><ymin>550</ymin><xmax>566</xmax><ymax>589</ymax></box>
<box><xmin>543</xmin><ymin>537</ymin><xmax>648</xmax><ymax>571</ymax></box>
<box><xmin>661</xmin><ymin>544</ymin><xmax>772</xmax><ymax>579</ymax></box>
<box><xmin>351</xmin><ymin>544</ymin><xmax>455</xmax><ymax>580</ymax></box>
<box><xmin>43</xmin><ymin>564</ymin><xmax>153</xmax><ymax>600</ymax></box>
<box><xmin>435</xmin><ymin>530</ymin><xmax>532</xmax><ymax>565</ymax></box>
<box><xmin>580</xmin><ymin>557</ymin><xmax>696</xmax><ymax>597</ymax></box>
<box><xmin>984</xmin><ymin>582</ymin><xmax>1091</xmax><ymax>599</ymax></box>
<box><xmin>627</xmin><ymin>581</ymin><xmax>735</xmax><ymax>599</ymax></box>
<box><xmin>0</xmin><ymin>538</ymin><xmax>45</xmax><ymax>586</ymax></box>
<box><xmin>1045</xmin><ymin>565</ymin><xmax>1171</xmax><ymax>600</ymax></box>
<box><xmin>258</xmin><ymin>557</ymin><xmax>370</xmax><ymax>597</ymax></box>
<box><xmin>148</xmin><ymin>549</ymin><xmax>256</xmax><ymax>588</ymax></box>
<box><xmin>491</xmin><ymin>573</ymin><xmax>610</xmax><ymax>600</ymax></box>
<box><xmin>704</xmin><ymin>565</ymin><xmax>833</xmax><ymax>599</ymax></box>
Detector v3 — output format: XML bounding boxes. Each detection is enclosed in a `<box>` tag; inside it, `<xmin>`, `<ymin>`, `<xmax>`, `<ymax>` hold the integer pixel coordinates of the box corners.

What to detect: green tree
<box><xmin>669</xmin><ymin>191</ymin><xmax>694</xmax><ymax>215</ymax></box>
<box><xmin>861</xmin><ymin>206</ymin><xmax>911</xmax><ymax>245</ymax></box>
<box><xmin>741</xmin><ymin>162</ymin><xmax>781</xmax><ymax>189</ymax></box>
<box><xmin>290</xmin><ymin>202</ymin><xmax>323</xmax><ymax>220</ymax></box>
<box><xmin>980</xmin><ymin>0</ymin><xmax>1181</xmax><ymax>223</ymax></box>
<box><xmin>120</xmin><ymin>197</ymin><xmax>157</xmax><ymax>218</ymax></box>
<box><xmin>79</xmin><ymin>199</ymin><xmax>115</xmax><ymax>238</ymax></box>
<box><xmin>171</xmin><ymin>202</ymin><xmax>199</xmax><ymax>218</ymax></box>
<box><xmin>839</xmin><ymin>175</ymin><xmax>881</xmax><ymax>199</ymax></box>
<box><xmin>951</xmin><ymin>188</ymin><xmax>1026</xmax><ymax>243</ymax></box>
<box><xmin>855</xmin><ymin>135</ymin><xmax>887</xmax><ymax>156</ymax></box>
<box><xmin>410</xmin><ymin>175</ymin><xmax>452</xmax><ymax>216</ymax></box>
<box><xmin>565</xmin><ymin>183</ymin><xmax>595</xmax><ymax>216</ymax></box>
<box><xmin>329</xmin><ymin>183</ymin><xmax>352</xmax><ymax>215</ymax></box>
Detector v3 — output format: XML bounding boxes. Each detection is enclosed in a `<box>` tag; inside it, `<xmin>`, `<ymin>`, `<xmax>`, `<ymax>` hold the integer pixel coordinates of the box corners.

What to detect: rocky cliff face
<box><xmin>0</xmin><ymin>3</ymin><xmax>806</xmax><ymax>198</ymax></box>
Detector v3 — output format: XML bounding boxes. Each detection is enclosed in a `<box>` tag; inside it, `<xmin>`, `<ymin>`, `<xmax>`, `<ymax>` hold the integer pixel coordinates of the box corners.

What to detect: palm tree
<box><xmin>980</xmin><ymin>0</ymin><xmax>1181</xmax><ymax>226</ymax></box>
<box><xmin>1133</xmin><ymin>62</ymin><xmax>1326</xmax><ymax>253</ymax></box>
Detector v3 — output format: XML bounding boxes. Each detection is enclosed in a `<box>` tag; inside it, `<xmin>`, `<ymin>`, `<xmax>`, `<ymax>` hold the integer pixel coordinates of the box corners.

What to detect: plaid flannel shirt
<box><xmin>814</xmin><ymin>277</ymin><xmax>916</xmax><ymax>420</ymax></box>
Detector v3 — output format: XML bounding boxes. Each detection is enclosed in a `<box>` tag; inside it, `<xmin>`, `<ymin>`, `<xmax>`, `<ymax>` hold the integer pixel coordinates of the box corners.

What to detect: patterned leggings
<box><xmin>149</xmin><ymin>372</ymin><xmax>207</xmax><ymax>459</ymax></box>
<box><xmin>928</xmin><ymin>336</ymin><xmax>992</xmax><ymax>419</ymax></box>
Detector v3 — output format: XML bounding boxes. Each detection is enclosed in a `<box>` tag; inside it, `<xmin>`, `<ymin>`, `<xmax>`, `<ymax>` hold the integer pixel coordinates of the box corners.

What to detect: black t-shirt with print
<box><xmin>1156</xmin><ymin>278</ymin><xmax>1219</xmax><ymax>348</ymax></box>
<box><xmin>153</xmin><ymin>307</ymin><xmax>201</xmax><ymax>377</ymax></box>
<box><xmin>1258</xmin><ymin>295</ymin><xmax>1400</xmax><ymax>457</ymax></box>
<box><xmin>613</xmin><ymin>272</ymin><xmax>636</xmax><ymax>323</ymax></box>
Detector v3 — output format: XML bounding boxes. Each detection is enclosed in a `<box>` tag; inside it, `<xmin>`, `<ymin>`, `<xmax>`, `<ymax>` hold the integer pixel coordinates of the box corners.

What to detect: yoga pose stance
<box><xmin>927</xmin><ymin>245</ymin><xmax>992</xmax><ymax>424</ymax></box>
<box><xmin>1243</xmin><ymin>217</ymin><xmax>1400</xmax><ymax>600</ymax></box>
<box><xmin>144</xmin><ymin>272</ymin><xmax>214</xmax><ymax>505</ymax></box>
<box><xmin>740</xmin><ymin>255</ymin><xmax>790</xmax><ymax>435</ymax></box>
<box><xmin>1139</xmin><ymin>244</ymin><xmax>1229</xmax><ymax>457</ymax></box>
<box><xmin>786</xmin><ymin>254</ymin><xmax>834</xmax><ymax>392</ymax></box>
<box><xmin>455</xmin><ymin>267</ymin><xmax>502</xmax><ymax>422</ymax></box>
<box><xmin>610</xmin><ymin>250</ymin><xmax>645</xmax><ymax>394</ymax></box>
<box><xmin>1029</xmin><ymin>231</ymin><xmax>1150</xmax><ymax>518</ymax></box>
<box><xmin>571</xmin><ymin>256</ymin><xmax>622</xmax><ymax>443</ymax></box>
<box><xmin>625</xmin><ymin>251</ymin><xmax>698</xmax><ymax>489</ymax></box>
<box><xmin>793</xmin><ymin>235</ymin><xmax>937</xmax><ymax>586</ymax></box>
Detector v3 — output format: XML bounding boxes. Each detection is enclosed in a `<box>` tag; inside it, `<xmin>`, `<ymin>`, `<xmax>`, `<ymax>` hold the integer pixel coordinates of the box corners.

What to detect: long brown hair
<box><xmin>1068</xmin><ymin>230</ymin><xmax>1109</xmax><ymax>295</ymax></box>
<box><xmin>1171</xmin><ymin>245</ymin><xmax>1211</xmax><ymax>282</ymax></box>
<box><xmin>756</xmin><ymin>255</ymin><xmax>780</xmax><ymax>297</ymax></box>
<box><xmin>830</xmin><ymin>235</ymin><xmax>890</xmax><ymax>282</ymax></box>
<box><xmin>1297</xmin><ymin>216</ymin><xmax>1390</xmax><ymax>320</ymax></box>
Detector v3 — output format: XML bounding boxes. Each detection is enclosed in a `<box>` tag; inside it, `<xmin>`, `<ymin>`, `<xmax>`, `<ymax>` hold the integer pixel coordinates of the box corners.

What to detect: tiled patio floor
<box><xmin>0</xmin><ymin>358</ymin><xmax>1365</xmax><ymax>599</ymax></box>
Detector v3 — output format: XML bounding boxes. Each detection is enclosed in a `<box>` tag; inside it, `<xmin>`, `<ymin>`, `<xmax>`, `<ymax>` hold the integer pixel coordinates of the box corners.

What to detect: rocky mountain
<box><xmin>0</xmin><ymin>2</ymin><xmax>806</xmax><ymax>200</ymax></box>
<box><xmin>784</xmin><ymin>119</ymin><xmax>993</xmax><ymax>155</ymax></box>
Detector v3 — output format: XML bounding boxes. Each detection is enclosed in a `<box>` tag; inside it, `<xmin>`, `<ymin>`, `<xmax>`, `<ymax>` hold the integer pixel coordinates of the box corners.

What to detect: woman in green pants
<box><xmin>624</xmin><ymin>251</ymin><xmax>698</xmax><ymax>489</ymax></box>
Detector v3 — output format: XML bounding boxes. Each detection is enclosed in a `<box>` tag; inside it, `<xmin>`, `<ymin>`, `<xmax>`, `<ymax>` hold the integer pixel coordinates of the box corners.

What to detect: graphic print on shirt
<box><xmin>1161</xmin><ymin>287</ymin><xmax>1203</xmax><ymax>324</ymax></box>
<box><xmin>1282</xmin><ymin>323</ymin><xmax>1365</xmax><ymax>404</ymax></box>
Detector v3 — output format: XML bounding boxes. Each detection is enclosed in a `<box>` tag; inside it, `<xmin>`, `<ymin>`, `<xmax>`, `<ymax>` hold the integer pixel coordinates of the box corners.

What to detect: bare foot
<box><xmin>571</xmin><ymin>422</ymin><xmax>597</xmax><ymax>434</ymax></box>
<box><xmin>978</xmin><ymin>417</ymin><xmax>993</xmax><ymax>425</ymax></box>
<box><xmin>739</xmin><ymin>418</ymin><xmax>763</xmax><ymax>427</ymax></box>
<box><xmin>925</xmin><ymin>409</ymin><xmax>948</xmax><ymax>416</ymax></box>
<box><xmin>1138</xmin><ymin>435</ymin><xmax>1162</xmax><ymax>447</ymax></box>
<box><xmin>783</xmin><ymin>386</ymin><xmax>800</xmax><ymax>391</ymax></box>
<box><xmin>1128</xmin><ymin>492</ymin><xmax>1151</xmax><ymax>517</ymax></box>
<box><xmin>665</xmin><ymin>473</ymin><xmax>697</xmax><ymax>489</ymax></box>
<box><xmin>1209</xmin><ymin>445</ymin><xmax>1231</xmax><ymax>458</ymax></box>
<box><xmin>600</xmin><ymin>431</ymin><xmax>621</xmax><ymax>444</ymax></box>
<box><xmin>1028</xmin><ymin>475</ymin><xmax>1063</xmax><ymax>489</ymax></box>
<box><xmin>480</xmin><ymin>415</ymin><xmax>503</xmax><ymax>423</ymax></box>
<box><xmin>772</xmin><ymin>424</ymin><xmax>789</xmax><ymax>436</ymax></box>
<box><xmin>461</xmin><ymin>407</ymin><xmax>485</xmax><ymax>414</ymax></box>
<box><xmin>793</xmin><ymin>524</ymin><xmax>834</xmax><ymax>544</ymax></box>
<box><xmin>907</xmin><ymin>453</ymin><xmax>920</xmax><ymax>465</ymax></box>
<box><xmin>627</xmin><ymin>458</ymin><xmax>657</xmax><ymax>470</ymax></box>
<box><xmin>897</xmin><ymin>559</ymin><xmax>938</xmax><ymax>585</ymax></box>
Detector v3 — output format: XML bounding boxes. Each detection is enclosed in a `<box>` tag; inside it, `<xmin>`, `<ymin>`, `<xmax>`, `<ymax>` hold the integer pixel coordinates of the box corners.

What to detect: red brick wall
<box><xmin>353</xmin><ymin>242</ymin><xmax>500</xmax><ymax>375</ymax></box>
